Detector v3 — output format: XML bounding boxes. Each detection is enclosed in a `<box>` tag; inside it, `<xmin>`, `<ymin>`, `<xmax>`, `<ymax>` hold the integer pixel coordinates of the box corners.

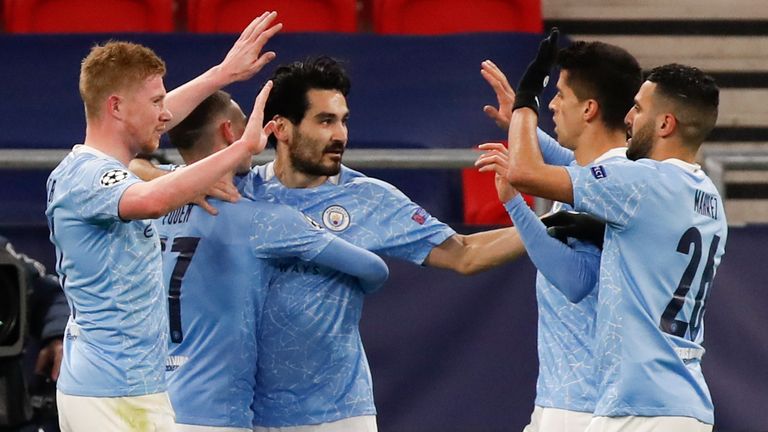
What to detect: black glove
<box><xmin>541</xmin><ymin>210</ymin><xmax>605</xmax><ymax>249</ymax></box>
<box><xmin>512</xmin><ymin>28</ymin><xmax>560</xmax><ymax>115</ymax></box>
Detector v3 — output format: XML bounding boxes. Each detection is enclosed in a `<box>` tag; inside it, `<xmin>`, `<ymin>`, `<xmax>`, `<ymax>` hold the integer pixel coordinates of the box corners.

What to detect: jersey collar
<box><xmin>662</xmin><ymin>158</ymin><xmax>702</xmax><ymax>174</ymax></box>
<box><xmin>595</xmin><ymin>147</ymin><xmax>627</xmax><ymax>163</ymax></box>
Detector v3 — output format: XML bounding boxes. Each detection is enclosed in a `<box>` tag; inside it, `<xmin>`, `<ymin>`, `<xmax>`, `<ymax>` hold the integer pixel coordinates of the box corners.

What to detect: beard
<box><xmin>288</xmin><ymin>130</ymin><xmax>344</xmax><ymax>177</ymax></box>
<box><xmin>626</xmin><ymin>121</ymin><xmax>655</xmax><ymax>161</ymax></box>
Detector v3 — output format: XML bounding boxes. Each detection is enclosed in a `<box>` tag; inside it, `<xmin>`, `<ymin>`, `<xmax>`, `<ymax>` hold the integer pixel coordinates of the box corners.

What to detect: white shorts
<box><xmin>253</xmin><ymin>415</ymin><xmax>377</xmax><ymax>432</ymax></box>
<box><xmin>523</xmin><ymin>405</ymin><xmax>592</xmax><ymax>432</ymax></box>
<box><xmin>176</xmin><ymin>423</ymin><xmax>250</xmax><ymax>432</ymax></box>
<box><xmin>585</xmin><ymin>415</ymin><xmax>713</xmax><ymax>432</ymax></box>
<box><xmin>57</xmin><ymin>390</ymin><xmax>175</xmax><ymax>432</ymax></box>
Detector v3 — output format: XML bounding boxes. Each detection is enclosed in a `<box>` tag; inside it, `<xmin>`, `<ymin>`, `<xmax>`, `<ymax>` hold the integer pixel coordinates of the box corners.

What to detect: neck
<box><xmin>650</xmin><ymin>139</ymin><xmax>698</xmax><ymax>163</ymax></box>
<box><xmin>273</xmin><ymin>147</ymin><xmax>329</xmax><ymax>188</ymax></box>
<box><xmin>573</xmin><ymin>126</ymin><xmax>627</xmax><ymax>165</ymax></box>
<box><xmin>83</xmin><ymin>121</ymin><xmax>133</xmax><ymax>166</ymax></box>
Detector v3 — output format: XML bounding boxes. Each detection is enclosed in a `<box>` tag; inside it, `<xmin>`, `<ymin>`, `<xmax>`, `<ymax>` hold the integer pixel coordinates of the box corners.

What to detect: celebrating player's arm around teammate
<box><xmin>45</xmin><ymin>13</ymin><xmax>281</xmax><ymax>432</ymax></box>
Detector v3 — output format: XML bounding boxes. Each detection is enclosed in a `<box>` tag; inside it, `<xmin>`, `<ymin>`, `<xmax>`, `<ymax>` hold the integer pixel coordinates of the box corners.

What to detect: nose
<box><xmin>160</xmin><ymin>107</ymin><xmax>172</xmax><ymax>123</ymax></box>
<box><xmin>624</xmin><ymin>110</ymin><xmax>633</xmax><ymax>128</ymax></box>
<box><xmin>548</xmin><ymin>98</ymin><xmax>556</xmax><ymax>113</ymax></box>
<box><xmin>332</xmin><ymin>122</ymin><xmax>348</xmax><ymax>143</ymax></box>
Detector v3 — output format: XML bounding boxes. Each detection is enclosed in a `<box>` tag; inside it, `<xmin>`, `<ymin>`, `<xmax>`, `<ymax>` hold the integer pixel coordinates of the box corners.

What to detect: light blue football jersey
<box><xmin>565</xmin><ymin>158</ymin><xmax>727</xmax><ymax>424</ymax></box>
<box><xmin>507</xmin><ymin>145</ymin><xmax>627</xmax><ymax>413</ymax></box>
<box><xmin>156</xmin><ymin>197</ymin><xmax>338</xmax><ymax>428</ymax></box>
<box><xmin>45</xmin><ymin>145</ymin><xmax>167</xmax><ymax>397</ymax></box>
<box><xmin>242</xmin><ymin>163</ymin><xmax>455</xmax><ymax>427</ymax></box>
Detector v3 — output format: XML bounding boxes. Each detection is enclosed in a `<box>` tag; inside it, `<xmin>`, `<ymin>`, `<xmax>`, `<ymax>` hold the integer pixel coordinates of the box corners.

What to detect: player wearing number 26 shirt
<box><xmin>565</xmin><ymin>156</ymin><xmax>726</xmax><ymax>423</ymax></box>
<box><xmin>156</xmin><ymin>194</ymin><xmax>388</xmax><ymax>430</ymax></box>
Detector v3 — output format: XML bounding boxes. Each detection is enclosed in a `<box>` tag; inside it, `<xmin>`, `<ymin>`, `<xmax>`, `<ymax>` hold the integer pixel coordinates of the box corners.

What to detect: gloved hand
<box><xmin>541</xmin><ymin>209</ymin><xmax>605</xmax><ymax>249</ymax></box>
<box><xmin>512</xmin><ymin>28</ymin><xmax>560</xmax><ymax>115</ymax></box>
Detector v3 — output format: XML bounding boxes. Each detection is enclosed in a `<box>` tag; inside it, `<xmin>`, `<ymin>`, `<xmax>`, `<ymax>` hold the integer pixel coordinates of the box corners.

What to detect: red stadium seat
<box><xmin>373</xmin><ymin>0</ymin><xmax>542</xmax><ymax>35</ymax></box>
<box><xmin>187</xmin><ymin>0</ymin><xmax>358</xmax><ymax>33</ymax></box>
<box><xmin>461</xmin><ymin>165</ymin><xmax>535</xmax><ymax>226</ymax></box>
<box><xmin>3</xmin><ymin>0</ymin><xmax>175</xmax><ymax>33</ymax></box>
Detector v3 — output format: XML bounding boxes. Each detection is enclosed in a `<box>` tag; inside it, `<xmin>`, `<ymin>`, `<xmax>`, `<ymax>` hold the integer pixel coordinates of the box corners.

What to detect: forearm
<box><xmin>313</xmin><ymin>238</ymin><xmax>389</xmax><ymax>294</ymax></box>
<box><xmin>507</xmin><ymin>108</ymin><xmax>574</xmax><ymax>203</ymax></box>
<box><xmin>505</xmin><ymin>195</ymin><xmax>598</xmax><ymax>302</ymax></box>
<box><xmin>426</xmin><ymin>228</ymin><xmax>525</xmax><ymax>275</ymax></box>
<box><xmin>128</xmin><ymin>158</ymin><xmax>170</xmax><ymax>181</ymax></box>
<box><xmin>120</xmin><ymin>141</ymin><xmax>248</xmax><ymax>219</ymax></box>
<box><xmin>165</xmin><ymin>66</ymin><xmax>233</xmax><ymax>129</ymax></box>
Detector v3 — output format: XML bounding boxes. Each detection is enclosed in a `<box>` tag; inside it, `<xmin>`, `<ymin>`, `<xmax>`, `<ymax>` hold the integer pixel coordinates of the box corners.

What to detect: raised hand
<box><xmin>512</xmin><ymin>28</ymin><xmax>559</xmax><ymax>114</ymax></box>
<box><xmin>481</xmin><ymin>60</ymin><xmax>515</xmax><ymax>131</ymax></box>
<box><xmin>217</xmin><ymin>11</ymin><xmax>283</xmax><ymax>84</ymax></box>
<box><xmin>238</xmin><ymin>80</ymin><xmax>275</xmax><ymax>155</ymax></box>
<box><xmin>475</xmin><ymin>142</ymin><xmax>519</xmax><ymax>203</ymax></box>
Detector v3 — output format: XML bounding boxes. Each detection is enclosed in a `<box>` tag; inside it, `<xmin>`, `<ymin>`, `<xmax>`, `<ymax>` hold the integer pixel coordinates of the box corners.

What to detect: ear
<box><xmin>272</xmin><ymin>116</ymin><xmax>292</xmax><ymax>142</ymax></box>
<box><xmin>107</xmin><ymin>95</ymin><xmax>122</xmax><ymax>119</ymax></box>
<box><xmin>658</xmin><ymin>113</ymin><xmax>677</xmax><ymax>138</ymax></box>
<box><xmin>219</xmin><ymin>120</ymin><xmax>235</xmax><ymax>144</ymax></box>
<box><xmin>583</xmin><ymin>99</ymin><xmax>599</xmax><ymax>122</ymax></box>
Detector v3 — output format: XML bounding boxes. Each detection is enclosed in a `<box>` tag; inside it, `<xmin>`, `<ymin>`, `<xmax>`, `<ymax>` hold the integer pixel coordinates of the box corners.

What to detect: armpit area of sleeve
<box><xmin>564</xmin><ymin>165</ymin><xmax>587</xmax><ymax>212</ymax></box>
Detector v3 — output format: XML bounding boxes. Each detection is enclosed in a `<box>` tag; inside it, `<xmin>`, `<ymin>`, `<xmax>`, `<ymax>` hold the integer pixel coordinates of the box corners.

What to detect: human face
<box><xmin>286</xmin><ymin>89</ymin><xmax>349</xmax><ymax>177</ymax></box>
<box><xmin>625</xmin><ymin>81</ymin><xmax>658</xmax><ymax>161</ymax></box>
<box><xmin>548</xmin><ymin>70</ymin><xmax>587</xmax><ymax>151</ymax></box>
<box><xmin>121</xmin><ymin>75</ymin><xmax>172</xmax><ymax>154</ymax></box>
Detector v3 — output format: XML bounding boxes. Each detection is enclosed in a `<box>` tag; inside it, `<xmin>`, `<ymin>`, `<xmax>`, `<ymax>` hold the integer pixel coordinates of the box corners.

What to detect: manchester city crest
<box><xmin>322</xmin><ymin>205</ymin><xmax>350</xmax><ymax>231</ymax></box>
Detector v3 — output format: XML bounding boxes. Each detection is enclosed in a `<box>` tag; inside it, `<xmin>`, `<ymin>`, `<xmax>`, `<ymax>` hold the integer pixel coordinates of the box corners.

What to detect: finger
<box><xmin>248</xmin><ymin>11</ymin><xmax>278</xmax><ymax>42</ymax></box>
<box><xmin>253</xmin><ymin>50</ymin><xmax>277</xmax><ymax>71</ymax></box>
<box><xmin>252</xmin><ymin>23</ymin><xmax>283</xmax><ymax>52</ymax></box>
<box><xmin>244</xmin><ymin>81</ymin><xmax>273</xmax><ymax>141</ymax></box>
<box><xmin>244</xmin><ymin>11</ymin><xmax>276</xmax><ymax>42</ymax></box>
<box><xmin>239</xmin><ymin>11</ymin><xmax>270</xmax><ymax>42</ymax></box>
<box><xmin>477</xmin><ymin>142</ymin><xmax>508</xmax><ymax>153</ymax></box>
<box><xmin>483</xmin><ymin>105</ymin><xmax>501</xmax><ymax>120</ymax></box>
<box><xmin>480</xmin><ymin>69</ymin><xmax>507</xmax><ymax>95</ymax></box>
<box><xmin>263</xmin><ymin>120</ymin><xmax>277</xmax><ymax>137</ymax></box>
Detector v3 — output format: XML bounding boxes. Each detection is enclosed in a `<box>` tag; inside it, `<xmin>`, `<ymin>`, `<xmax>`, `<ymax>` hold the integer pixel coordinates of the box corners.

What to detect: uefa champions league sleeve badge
<box><xmin>99</xmin><ymin>169</ymin><xmax>131</xmax><ymax>187</ymax></box>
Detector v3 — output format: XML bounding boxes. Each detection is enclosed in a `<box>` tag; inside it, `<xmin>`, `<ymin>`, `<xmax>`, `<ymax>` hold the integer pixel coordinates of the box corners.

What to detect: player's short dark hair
<box><xmin>264</xmin><ymin>56</ymin><xmax>351</xmax><ymax>144</ymax></box>
<box><xmin>646</xmin><ymin>63</ymin><xmax>719</xmax><ymax>146</ymax></box>
<box><xmin>556</xmin><ymin>41</ymin><xmax>642</xmax><ymax>131</ymax></box>
<box><xmin>168</xmin><ymin>90</ymin><xmax>233</xmax><ymax>150</ymax></box>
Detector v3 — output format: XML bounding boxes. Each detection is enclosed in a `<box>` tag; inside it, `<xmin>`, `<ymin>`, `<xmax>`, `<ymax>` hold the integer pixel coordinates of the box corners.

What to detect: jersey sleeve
<box><xmin>537</xmin><ymin>128</ymin><xmax>574</xmax><ymax>166</ymax></box>
<box><xmin>312</xmin><ymin>238</ymin><xmax>389</xmax><ymax>294</ymax></box>
<box><xmin>351</xmin><ymin>179</ymin><xmax>455</xmax><ymax>264</ymax></box>
<box><xmin>248</xmin><ymin>203</ymin><xmax>335</xmax><ymax>261</ymax></box>
<box><xmin>564</xmin><ymin>159</ymin><xmax>652</xmax><ymax>230</ymax></box>
<box><xmin>504</xmin><ymin>195</ymin><xmax>600</xmax><ymax>302</ymax></box>
<box><xmin>72</xmin><ymin>158</ymin><xmax>143</xmax><ymax>223</ymax></box>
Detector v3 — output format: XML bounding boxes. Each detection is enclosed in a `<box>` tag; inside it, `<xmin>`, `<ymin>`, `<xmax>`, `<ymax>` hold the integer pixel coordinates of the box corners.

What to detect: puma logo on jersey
<box><xmin>166</xmin><ymin>355</ymin><xmax>189</xmax><ymax>372</ymax></box>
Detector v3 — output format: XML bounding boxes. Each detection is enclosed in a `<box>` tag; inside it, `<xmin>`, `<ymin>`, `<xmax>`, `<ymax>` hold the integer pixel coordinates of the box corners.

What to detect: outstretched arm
<box><xmin>424</xmin><ymin>227</ymin><xmax>525</xmax><ymax>275</ymax></box>
<box><xmin>165</xmin><ymin>12</ymin><xmax>282</xmax><ymax>129</ymax></box>
<box><xmin>505</xmin><ymin>196</ymin><xmax>599</xmax><ymax>302</ymax></box>
<box><xmin>313</xmin><ymin>238</ymin><xmax>389</xmax><ymax>294</ymax></box>
<box><xmin>119</xmin><ymin>82</ymin><xmax>275</xmax><ymax>220</ymax></box>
